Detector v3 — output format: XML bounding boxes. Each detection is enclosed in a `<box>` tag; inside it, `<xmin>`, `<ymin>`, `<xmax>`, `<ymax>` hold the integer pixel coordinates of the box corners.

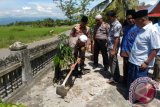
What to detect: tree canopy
<box><xmin>54</xmin><ymin>0</ymin><xmax>139</xmax><ymax>23</ymax></box>
<box><xmin>91</xmin><ymin>0</ymin><xmax>139</xmax><ymax>21</ymax></box>
<box><xmin>54</xmin><ymin>0</ymin><xmax>94</xmax><ymax>21</ymax></box>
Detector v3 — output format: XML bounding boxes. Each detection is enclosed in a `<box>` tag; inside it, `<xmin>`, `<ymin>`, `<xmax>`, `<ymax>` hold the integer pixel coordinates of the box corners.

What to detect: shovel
<box><xmin>56</xmin><ymin>61</ymin><xmax>78</xmax><ymax>97</ymax></box>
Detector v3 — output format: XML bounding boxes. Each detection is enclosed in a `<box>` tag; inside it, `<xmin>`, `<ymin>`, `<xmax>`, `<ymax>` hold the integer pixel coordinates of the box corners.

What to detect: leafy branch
<box><xmin>53</xmin><ymin>34</ymin><xmax>74</xmax><ymax>69</ymax></box>
<box><xmin>0</xmin><ymin>99</ymin><xmax>25</xmax><ymax>107</ymax></box>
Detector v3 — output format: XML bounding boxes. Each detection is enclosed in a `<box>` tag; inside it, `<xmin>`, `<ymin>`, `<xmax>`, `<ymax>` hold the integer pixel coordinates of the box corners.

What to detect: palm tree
<box><xmin>91</xmin><ymin>0</ymin><xmax>139</xmax><ymax>21</ymax></box>
<box><xmin>91</xmin><ymin>0</ymin><xmax>110</xmax><ymax>13</ymax></box>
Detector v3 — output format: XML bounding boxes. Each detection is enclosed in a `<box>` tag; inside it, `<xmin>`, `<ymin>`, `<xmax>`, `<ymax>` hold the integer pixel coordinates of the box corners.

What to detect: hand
<box><xmin>111</xmin><ymin>49</ymin><xmax>116</xmax><ymax>56</ymax></box>
<box><xmin>92</xmin><ymin>40</ymin><xmax>94</xmax><ymax>45</ymax></box>
<box><xmin>140</xmin><ymin>63</ymin><xmax>148</xmax><ymax>70</ymax></box>
<box><xmin>81</xmin><ymin>47</ymin><xmax>86</xmax><ymax>51</ymax></box>
<box><xmin>86</xmin><ymin>45</ymin><xmax>89</xmax><ymax>51</ymax></box>
<box><xmin>77</xmin><ymin>58</ymin><xmax>81</xmax><ymax>64</ymax></box>
<box><xmin>70</xmin><ymin>64</ymin><xmax>75</xmax><ymax>71</ymax></box>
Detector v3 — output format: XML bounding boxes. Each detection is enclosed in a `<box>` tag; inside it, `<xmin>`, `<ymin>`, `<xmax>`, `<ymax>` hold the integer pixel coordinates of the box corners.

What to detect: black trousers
<box><xmin>93</xmin><ymin>39</ymin><xmax>109</xmax><ymax>68</ymax></box>
<box><xmin>73</xmin><ymin>46</ymin><xmax>85</xmax><ymax>75</ymax></box>
<box><xmin>123</xmin><ymin>57</ymin><xmax>129</xmax><ymax>84</ymax></box>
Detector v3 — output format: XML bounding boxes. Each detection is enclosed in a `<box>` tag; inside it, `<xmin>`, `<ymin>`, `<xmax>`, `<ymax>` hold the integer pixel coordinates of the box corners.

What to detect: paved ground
<box><xmin>14</xmin><ymin>51</ymin><xmax>160</xmax><ymax>107</ymax></box>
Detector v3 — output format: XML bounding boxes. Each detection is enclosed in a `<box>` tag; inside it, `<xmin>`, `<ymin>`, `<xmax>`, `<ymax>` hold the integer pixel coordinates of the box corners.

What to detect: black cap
<box><xmin>106</xmin><ymin>10</ymin><xmax>116</xmax><ymax>17</ymax></box>
<box><xmin>126</xmin><ymin>9</ymin><xmax>135</xmax><ymax>16</ymax></box>
<box><xmin>81</xmin><ymin>15</ymin><xmax>88</xmax><ymax>23</ymax></box>
<box><xmin>133</xmin><ymin>10</ymin><xmax>148</xmax><ymax>19</ymax></box>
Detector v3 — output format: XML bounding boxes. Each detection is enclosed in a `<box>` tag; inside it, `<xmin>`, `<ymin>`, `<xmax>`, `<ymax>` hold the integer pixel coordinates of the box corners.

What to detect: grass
<box><xmin>0</xmin><ymin>26</ymin><xmax>71</xmax><ymax>48</ymax></box>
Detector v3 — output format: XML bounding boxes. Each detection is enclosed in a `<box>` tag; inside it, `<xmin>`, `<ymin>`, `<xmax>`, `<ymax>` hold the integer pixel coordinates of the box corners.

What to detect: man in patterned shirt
<box><xmin>106</xmin><ymin>10</ymin><xmax>122</xmax><ymax>83</ymax></box>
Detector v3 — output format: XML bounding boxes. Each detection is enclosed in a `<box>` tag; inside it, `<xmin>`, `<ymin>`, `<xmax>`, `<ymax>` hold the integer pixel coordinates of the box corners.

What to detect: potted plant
<box><xmin>53</xmin><ymin>34</ymin><xmax>74</xmax><ymax>83</ymax></box>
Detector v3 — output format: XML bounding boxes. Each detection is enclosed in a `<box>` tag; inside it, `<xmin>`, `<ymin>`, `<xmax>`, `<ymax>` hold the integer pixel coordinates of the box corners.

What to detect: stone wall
<box><xmin>0</xmin><ymin>40</ymin><xmax>58</xmax><ymax>101</ymax></box>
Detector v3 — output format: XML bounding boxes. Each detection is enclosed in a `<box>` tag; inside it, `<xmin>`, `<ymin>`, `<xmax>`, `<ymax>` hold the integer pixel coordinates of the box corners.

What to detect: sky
<box><xmin>0</xmin><ymin>0</ymin><xmax>159</xmax><ymax>19</ymax></box>
<box><xmin>140</xmin><ymin>0</ymin><xmax>158</xmax><ymax>5</ymax></box>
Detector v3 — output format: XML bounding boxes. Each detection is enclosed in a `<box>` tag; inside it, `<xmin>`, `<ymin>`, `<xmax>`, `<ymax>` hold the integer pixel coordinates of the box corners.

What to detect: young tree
<box><xmin>79</xmin><ymin>0</ymin><xmax>95</xmax><ymax>14</ymax></box>
<box><xmin>53</xmin><ymin>0</ymin><xmax>95</xmax><ymax>21</ymax></box>
<box><xmin>55</xmin><ymin>0</ymin><xmax>79</xmax><ymax>20</ymax></box>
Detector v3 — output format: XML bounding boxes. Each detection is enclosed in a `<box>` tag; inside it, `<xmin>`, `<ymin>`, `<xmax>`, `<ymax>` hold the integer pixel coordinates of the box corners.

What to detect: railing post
<box><xmin>9</xmin><ymin>42</ymin><xmax>33</xmax><ymax>84</ymax></box>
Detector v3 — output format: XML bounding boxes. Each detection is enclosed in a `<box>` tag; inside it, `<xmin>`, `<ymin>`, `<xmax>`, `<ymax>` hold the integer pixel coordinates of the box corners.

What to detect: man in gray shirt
<box><xmin>106</xmin><ymin>10</ymin><xmax>122</xmax><ymax>83</ymax></box>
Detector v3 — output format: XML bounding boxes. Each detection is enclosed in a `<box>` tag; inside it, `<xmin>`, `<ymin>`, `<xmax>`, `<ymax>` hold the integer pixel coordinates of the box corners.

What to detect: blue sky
<box><xmin>140</xmin><ymin>0</ymin><xmax>158</xmax><ymax>5</ymax></box>
<box><xmin>0</xmin><ymin>0</ymin><xmax>159</xmax><ymax>18</ymax></box>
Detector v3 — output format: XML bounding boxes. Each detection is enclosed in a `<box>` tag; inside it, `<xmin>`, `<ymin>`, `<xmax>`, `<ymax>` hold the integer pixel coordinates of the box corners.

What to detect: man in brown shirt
<box><xmin>69</xmin><ymin>16</ymin><xmax>90</xmax><ymax>77</ymax></box>
<box><xmin>69</xmin><ymin>16</ymin><xmax>90</xmax><ymax>49</ymax></box>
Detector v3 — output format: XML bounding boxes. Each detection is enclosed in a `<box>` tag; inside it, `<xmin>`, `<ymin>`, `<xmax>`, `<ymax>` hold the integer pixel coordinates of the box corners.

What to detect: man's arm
<box><xmin>111</xmin><ymin>24</ymin><xmax>122</xmax><ymax>56</ymax></box>
<box><xmin>141</xmin><ymin>49</ymin><xmax>159</xmax><ymax>69</ymax></box>
<box><xmin>113</xmin><ymin>37</ymin><xmax>119</xmax><ymax>51</ymax></box>
<box><xmin>141</xmin><ymin>28</ymin><xmax>160</xmax><ymax>69</ymax></box>
<box><xmin>145</xmin><ymin>49</ymin><xmax>159</xmax><ymax>65</ymax></box>
<box><xmin>111</xmin><ymin>37</ymin><xmax>119</xmax><ymax>56</ymax></box>
<box><xmin>105</xmin><ymin>23</ymin><xmax>110</xmax><ymax>35</ymax></box>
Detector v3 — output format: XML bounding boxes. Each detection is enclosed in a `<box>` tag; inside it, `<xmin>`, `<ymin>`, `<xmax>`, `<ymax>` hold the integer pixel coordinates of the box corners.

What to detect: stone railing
<box><xmin>0</xmin><ymin>40</ymin><xmax>58</xmax><ymax>101</ymax></box>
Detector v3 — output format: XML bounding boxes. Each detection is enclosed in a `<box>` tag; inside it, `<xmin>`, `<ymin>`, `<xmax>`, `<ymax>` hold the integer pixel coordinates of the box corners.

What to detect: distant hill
<box><xmin>0</xmin><ymin>17</ymin><xmax>55</xmax><ymax>25</ymax></box>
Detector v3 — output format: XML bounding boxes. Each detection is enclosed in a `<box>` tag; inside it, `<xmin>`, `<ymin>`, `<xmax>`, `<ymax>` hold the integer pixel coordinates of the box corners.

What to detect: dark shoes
<box><xmin>106</xmin><ymin>78</ymin><xmax>118</xmax><ymax>84</ymax></box>
<box><xmin>72</xmin><ymin>70</ymin><xmax>82</xmax><ymax>78</ymax></box>
<box><xmin>104</xmin><ymin>66</ymin><xmax>109</xmax><ymax>71</ymax></box>
<box><xmin>81</xmin><ymin>68</ymin><xmax>90</xmax><ymax>75</ymax></box>
<box><xmin>76</xmin><ymin>74</ymin><xmax>82</xmax><ymax>78</ymax></box>
<box><xmin>73</xmin><ymin>68</ymin><xmax>91</xmax><ymax>78</ymax></box>
<box><xmin>93</xmin><ymin>64</ymin><xmax>98</xmax><ymax>69</ymax></box>
<box><xmin>74</xmin><ymin>73</ymin><xmax>82</xmax><ymax>78</ymax></box>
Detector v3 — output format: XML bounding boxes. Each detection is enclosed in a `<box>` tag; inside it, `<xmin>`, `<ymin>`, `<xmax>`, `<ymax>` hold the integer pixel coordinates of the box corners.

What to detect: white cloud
<box><xmin>22</xmin><ymin>6</ymin><xmax>32</xmax><ymax>10</ymax></box>
<box><xmin>0</xmin><ymin>11</ymin><xmax>10</xmax><ymax>17</ymax></box>
<box><xmin>0</xmin><ymin>1</ymin><xmax>66</xmax><ymax>19</ymax></box>
<box><xmin>13</xmin><ymin>9</ymin><xmax>21</xmax><ymax>13</ymax></box>
<box><xmin>36</xmin><ymin>5</ymin><xmax>45</xmax><ymax>12</ymax></box>
<box><xmin>47</xmin><ymin>7</ymin><xmax>53</xmax><ymax>10</ymax></box>
<box><xmin>35</xmin><ymin>4</ymin><xmax>54</xmax><ymax>13</ymax></box>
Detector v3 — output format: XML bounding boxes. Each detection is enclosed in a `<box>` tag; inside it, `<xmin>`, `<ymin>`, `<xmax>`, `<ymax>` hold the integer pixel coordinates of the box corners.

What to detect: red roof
<box><xmin>148</xmin><ymin>13</ymin><xmax>160</xmax><ymax>17</ymax></box>
<box><xmin>148</xmin><ymin>0</ymin><xmax>160</xmax><ymax>17</ymax></box>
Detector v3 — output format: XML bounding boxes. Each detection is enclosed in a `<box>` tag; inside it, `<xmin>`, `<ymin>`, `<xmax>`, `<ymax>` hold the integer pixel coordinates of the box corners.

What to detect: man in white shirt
<box><xmin>153</xmin><ymin>21</ymin><xmax>160</xmax><ymax>81</ymax></box>
<box><xmin>128</xmin><ymin>10</ymin><xmax>160</xmax><ymax>90</ymax></box>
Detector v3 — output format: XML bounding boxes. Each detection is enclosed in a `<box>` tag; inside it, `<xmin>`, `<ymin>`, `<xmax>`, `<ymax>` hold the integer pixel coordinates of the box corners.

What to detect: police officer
<box><xmin>93</xmin><ymin>14</ymin><xmax>110</xmax><ymax>71</ymax></box>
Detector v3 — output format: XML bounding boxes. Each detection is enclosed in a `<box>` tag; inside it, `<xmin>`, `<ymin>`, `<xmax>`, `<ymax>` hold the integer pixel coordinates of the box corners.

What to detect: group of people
<box><xmin>69</xmin><ymin>9</ymin><xmax>160</xmax><ymax>95</ymax></box>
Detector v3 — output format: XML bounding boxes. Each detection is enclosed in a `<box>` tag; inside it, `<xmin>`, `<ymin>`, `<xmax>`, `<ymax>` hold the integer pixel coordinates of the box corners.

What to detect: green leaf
<box><xmin>53</xmin><ymin>33</ymin><xmax>74</xmax><ymax>69</ymax></box>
